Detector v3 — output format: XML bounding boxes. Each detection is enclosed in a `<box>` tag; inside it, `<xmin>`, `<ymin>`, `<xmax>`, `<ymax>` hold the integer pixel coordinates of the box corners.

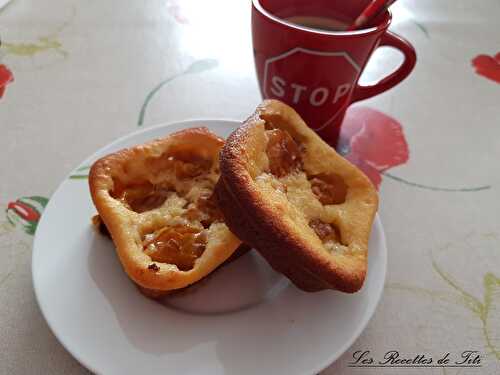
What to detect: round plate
<box><xmin>33</xmin><ymin>120</ymin><xmax>387</xmax><ymax>375</ymax></box>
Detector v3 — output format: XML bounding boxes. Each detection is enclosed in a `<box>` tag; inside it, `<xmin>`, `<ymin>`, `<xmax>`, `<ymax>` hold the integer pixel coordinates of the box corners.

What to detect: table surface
<box><xmin>1</xmin><ymin>0</ymin><xmax>499</xmax><ymax>374</ymax></box>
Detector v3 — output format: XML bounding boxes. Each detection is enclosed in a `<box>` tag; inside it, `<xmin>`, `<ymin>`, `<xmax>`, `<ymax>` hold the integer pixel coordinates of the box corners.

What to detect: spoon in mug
<box><xmin>347</xmin><ymin>0</ymin><xmax>398</xmax><ymax>31</ymax></box>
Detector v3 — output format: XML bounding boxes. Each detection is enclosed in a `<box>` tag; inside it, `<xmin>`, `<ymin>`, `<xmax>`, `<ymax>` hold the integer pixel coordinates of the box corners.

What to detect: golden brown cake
<box><xmin>89</xmin><ymin>127</ymin><xmax>242</xmax><ymax>297</ymax></box>
<box><xmin>216</xmin><ymin>100</ymin><xmax>378</xmax><ymax>293</ymax></box>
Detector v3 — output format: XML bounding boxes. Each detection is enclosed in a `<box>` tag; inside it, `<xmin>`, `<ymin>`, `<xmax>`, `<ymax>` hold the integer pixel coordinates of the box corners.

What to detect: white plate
<box><xmin>33</xmin><ymin>120</ymin><xmax>387</xmax><ymax>375</ymax></box>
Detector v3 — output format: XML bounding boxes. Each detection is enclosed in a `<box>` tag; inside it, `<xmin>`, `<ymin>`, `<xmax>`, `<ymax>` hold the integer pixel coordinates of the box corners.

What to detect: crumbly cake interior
<box><xmin>253</xmin><ymin>125</ymin><xmax>349</xmax><ymax>254</ymax></box>
<box><xmin>109</xmin><ymin>148</ymin><xmax>223</xmax><ymax>271</ymax></box>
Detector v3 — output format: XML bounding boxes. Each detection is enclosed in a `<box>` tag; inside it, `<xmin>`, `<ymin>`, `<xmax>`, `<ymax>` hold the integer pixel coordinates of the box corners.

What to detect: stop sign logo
<box><xmin>262</xmin><ymin>48</ymin><xmax>361</xmax><ymax>131</ymax></box>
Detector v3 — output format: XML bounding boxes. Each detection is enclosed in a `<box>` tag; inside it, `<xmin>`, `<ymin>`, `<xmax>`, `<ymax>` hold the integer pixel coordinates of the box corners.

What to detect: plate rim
<box><xmin>32</xmin><ymin>119</ymin><xmax>387</xmax><ymax>375</ymax></box>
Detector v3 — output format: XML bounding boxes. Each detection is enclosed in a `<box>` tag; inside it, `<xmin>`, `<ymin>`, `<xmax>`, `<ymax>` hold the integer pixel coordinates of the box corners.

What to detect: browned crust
<box><xmin>216</xmin><ymin>100</ymin><xmax>378</xmax><ymax>293</ymax></box>
<box><xmin>89</xmin><ymin>127</ymin><xmax>242</xmax><ymax>293</ymax></box>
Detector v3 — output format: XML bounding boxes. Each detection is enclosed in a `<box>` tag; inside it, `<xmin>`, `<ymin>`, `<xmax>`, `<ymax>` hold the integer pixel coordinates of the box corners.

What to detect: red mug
<box><xmin>252</xmin><ymin>0</ymin><xmax>417</xmax><ymax>146</ymax></box>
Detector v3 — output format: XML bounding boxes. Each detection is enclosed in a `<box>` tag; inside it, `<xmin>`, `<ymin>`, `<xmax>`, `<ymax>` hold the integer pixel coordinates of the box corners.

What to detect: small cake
<box><xmin>89</xmin><ymin>128</ymin><xmax>242</xmax><ymax>297</ymax></box>
<box><xmin>216</xmin><ymin>100</ymin><xmax>378</xmax><ymax>292</ymax></box>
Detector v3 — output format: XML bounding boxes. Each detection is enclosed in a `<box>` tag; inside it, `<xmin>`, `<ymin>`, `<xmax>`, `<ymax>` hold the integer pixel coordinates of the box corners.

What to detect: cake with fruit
<box><xmin>216</xmin><ymin>100</ymin><xmax>378</xmax><ymax>292</ymax></box>
<box><xmin>89</xmin><ymin>128</ymin><xmax>242</xmax><ymax>297</ymax></box>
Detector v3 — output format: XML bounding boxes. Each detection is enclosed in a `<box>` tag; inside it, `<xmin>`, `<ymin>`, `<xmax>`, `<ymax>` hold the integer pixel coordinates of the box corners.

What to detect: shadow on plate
<box><xmin>86</xmin><ymin>228</ymin><xmax>292</xmax><ymax>363</ymax></box>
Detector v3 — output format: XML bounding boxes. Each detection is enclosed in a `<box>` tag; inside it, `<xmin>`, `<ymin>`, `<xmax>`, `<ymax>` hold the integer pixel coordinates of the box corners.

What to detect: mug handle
<box><xmin>351</xmin><ymin>31</ymin><xmax>417</xmax><ymax>102</ymax></box>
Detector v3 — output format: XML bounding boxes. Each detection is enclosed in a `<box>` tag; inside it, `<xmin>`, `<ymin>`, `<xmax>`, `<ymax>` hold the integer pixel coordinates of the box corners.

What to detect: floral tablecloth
<box><xmin>1</xmin><ymin>0</ymin><xmax>499</xmax><ymax>373</ymax></box>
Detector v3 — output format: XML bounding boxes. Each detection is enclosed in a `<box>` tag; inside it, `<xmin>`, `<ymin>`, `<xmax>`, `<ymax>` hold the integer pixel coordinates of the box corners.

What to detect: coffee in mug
<box><xmin>284</xmin><ymin>15</ymin><xmax>349</xmax><ymax>32</ymax></box>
